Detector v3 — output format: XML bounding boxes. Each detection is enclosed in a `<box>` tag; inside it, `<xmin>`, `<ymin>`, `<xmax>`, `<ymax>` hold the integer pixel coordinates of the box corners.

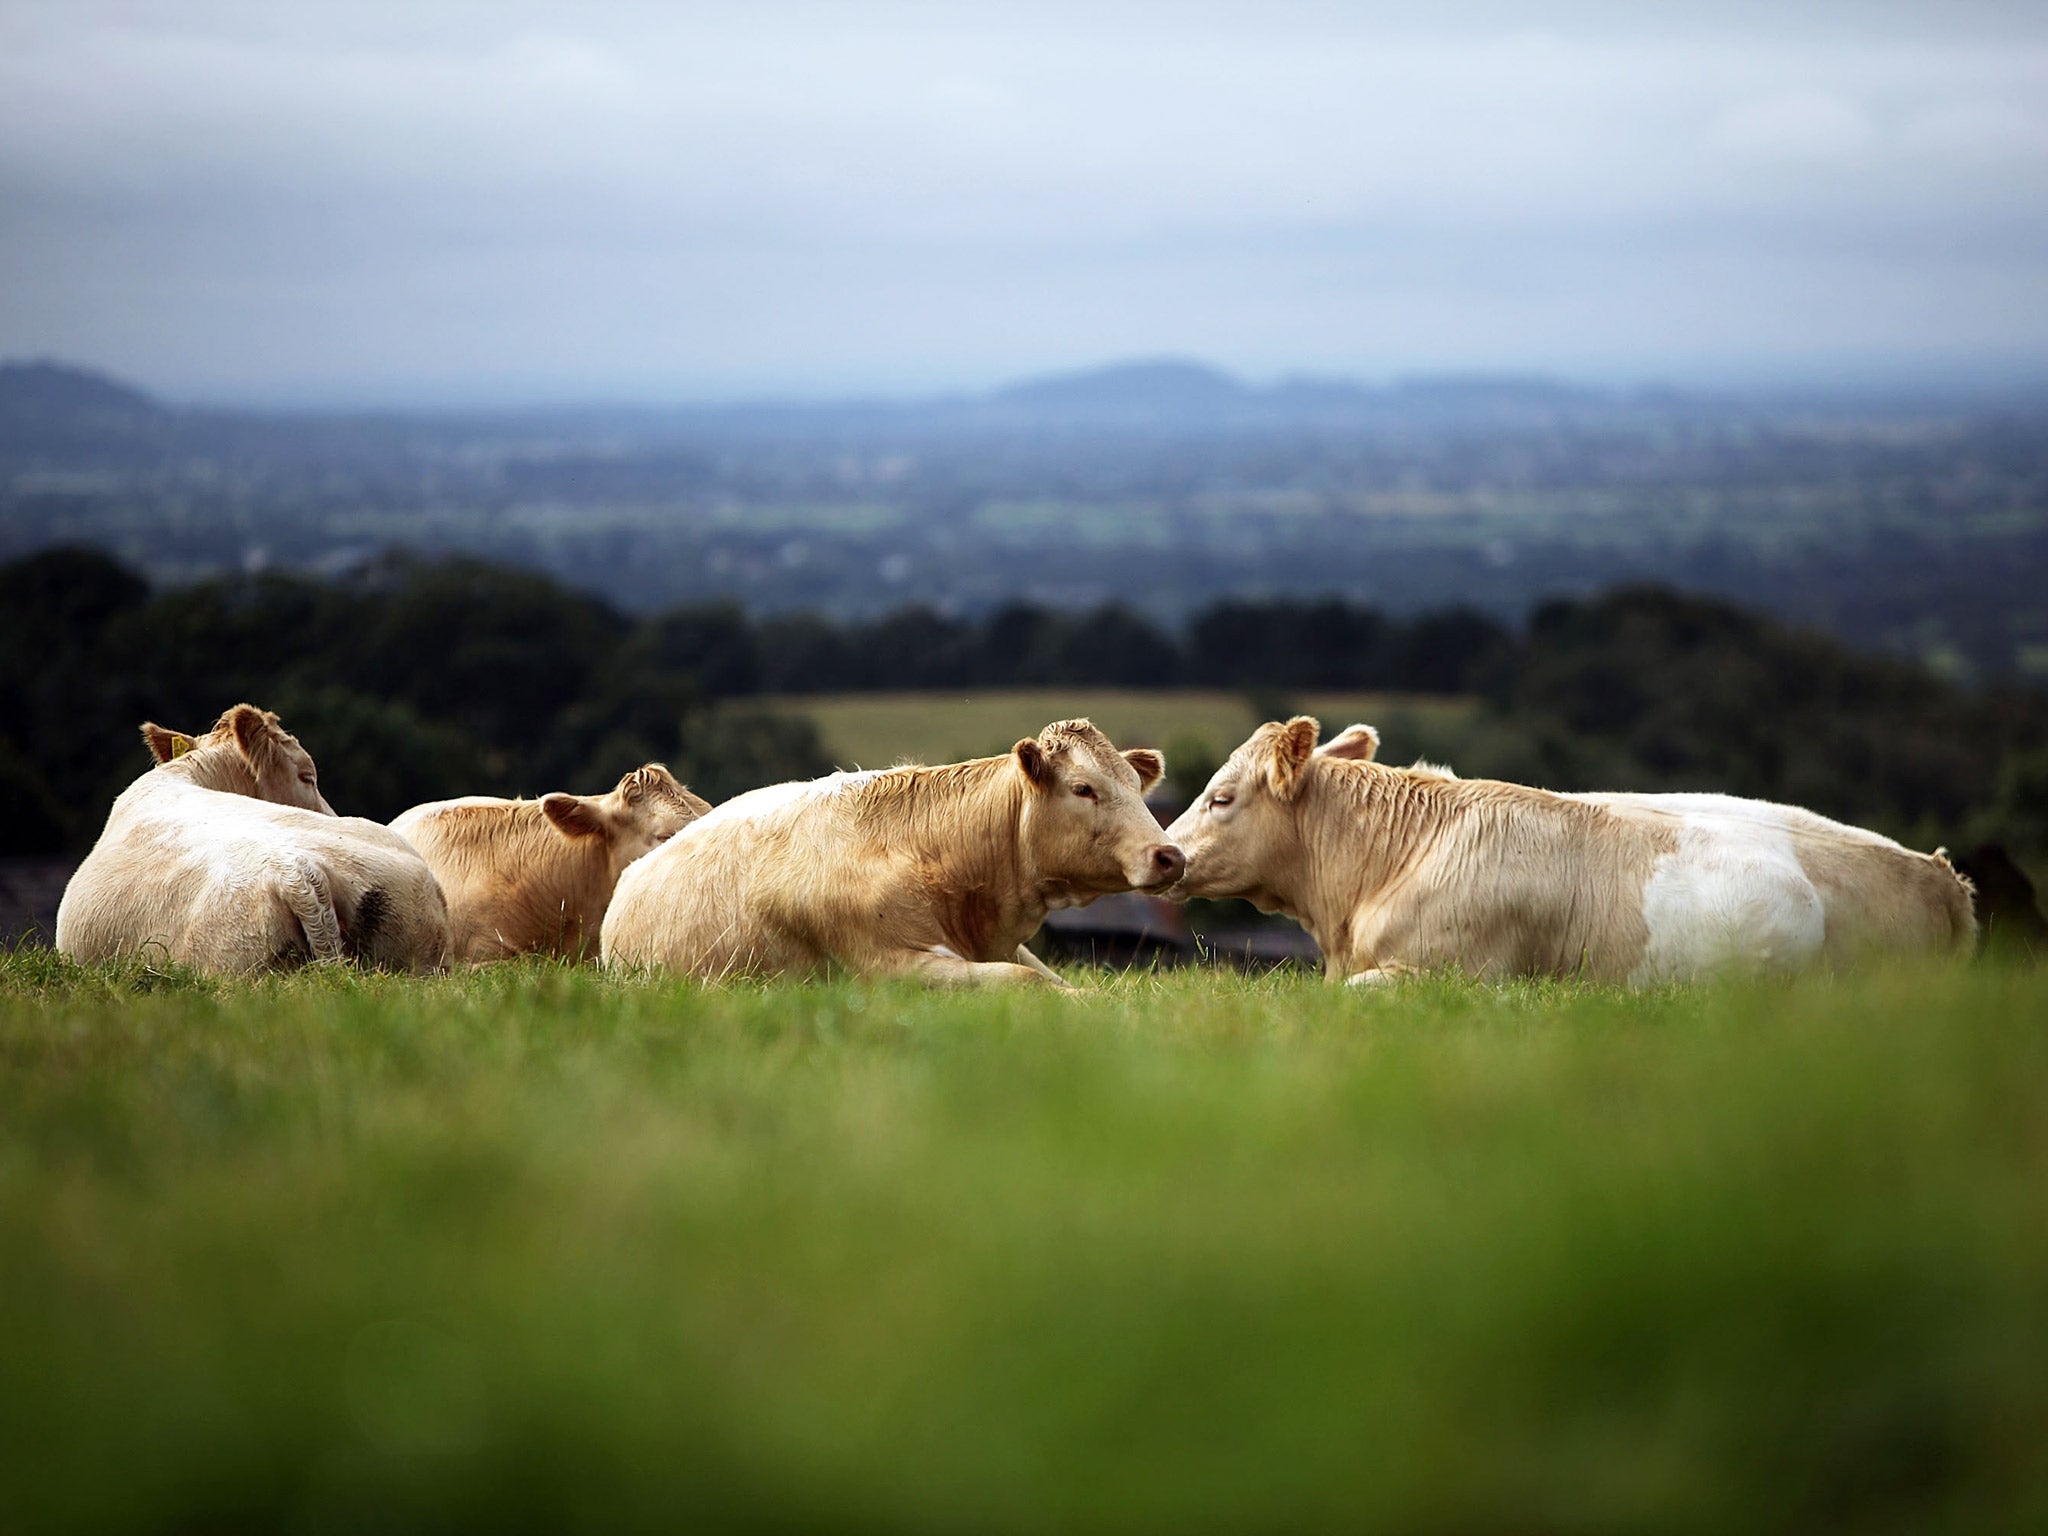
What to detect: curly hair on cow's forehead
<box><xmin>618</xmin><ymin>762</ymin><xmax>704</xmax><ymax>809</ymax></box>
<box><xmin>1035</xmin><ymin>718</ymin><xmax>1113</xmax><ymax>753</ymax></box>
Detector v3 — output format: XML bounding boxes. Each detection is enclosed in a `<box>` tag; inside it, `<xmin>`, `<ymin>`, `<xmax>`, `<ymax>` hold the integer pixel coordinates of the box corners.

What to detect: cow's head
<box><xmin>143</xmin><ymin>703</ymin><xmax>336</xmax><ymax>814</ymax></box>
<box><xmin>541</xmin><ymin>762</ymin><xmax>711</xmax><ymax>873</ymax></box>
<box><xmin>1164</xmin><ymin>715</ymin><xmax>1361</xmax><ymax>906</ymax></box>
<box><xmin>1013</xmin><ymin>718</ymin><xmax>1184</xmax><ymax>901</ymax></box>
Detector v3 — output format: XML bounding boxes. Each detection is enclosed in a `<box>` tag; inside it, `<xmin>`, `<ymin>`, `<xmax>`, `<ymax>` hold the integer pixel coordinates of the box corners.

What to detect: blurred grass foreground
<box><xmin>4</xmin><ymin>953</ymin><xmax>2048</xmax><ymax>1531</ymax></box>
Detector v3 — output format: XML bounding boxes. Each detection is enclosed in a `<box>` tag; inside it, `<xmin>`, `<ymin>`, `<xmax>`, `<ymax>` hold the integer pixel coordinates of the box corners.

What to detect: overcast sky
<box><xmin>2</xmin><ymin>0</ymin><xmax>2045</xmax><ymax>404</ymax></box>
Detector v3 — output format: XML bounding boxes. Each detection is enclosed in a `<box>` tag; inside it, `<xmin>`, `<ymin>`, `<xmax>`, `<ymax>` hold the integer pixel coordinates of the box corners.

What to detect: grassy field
<box><xmin>4</xmin><ymin>951</ymin><xmax>2048</xmax><ymax>1532</ymax></box>
<box><xmin>761</xmin><ymin>689</ymin><xmax>1477</xmax><ymax>773</ymax></box>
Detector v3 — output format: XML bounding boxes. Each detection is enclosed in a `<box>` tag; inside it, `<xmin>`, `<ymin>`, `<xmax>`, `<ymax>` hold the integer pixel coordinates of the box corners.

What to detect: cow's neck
<box><xmin>901</xmin><ymin>761</ymin><xmax>1039</xmax><ymax>960</ymax></box>
<box><xmin>153</xmin><ymin>743</ymin><xmax>254</xmax><ymax>798</ymax></box>
<box><xmin>516</xmin><ymin>802</ymin><xmax>616</xmax><ymax>925</ymax></box>
<box><xmin>1294</xmin><ymin>763</ymin><xmax>1450</xmax><ymax>973</ymax></box>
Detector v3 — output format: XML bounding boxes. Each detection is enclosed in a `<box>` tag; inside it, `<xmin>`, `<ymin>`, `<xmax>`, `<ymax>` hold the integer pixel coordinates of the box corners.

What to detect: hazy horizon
<box><xmin>5</xmin><ymin>2</ymin><xmax>2047</xmax><ymax>407</ymax></box>
<box><xmin>12</xmin><ymin>348</ymin><xmax>2048</xmax><ymax>415</ymax></box>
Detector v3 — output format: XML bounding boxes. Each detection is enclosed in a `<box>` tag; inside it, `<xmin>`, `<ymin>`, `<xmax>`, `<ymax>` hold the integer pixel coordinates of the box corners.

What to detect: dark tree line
<box><xmin>633</xmin><ymin>593</ymin><xmax>1514</xmax><ymax>698</ymax></box>
<box><xmin>3</xmin><ymin>546</ymin><xmax>2044</xmax><ymax>861</ymax></box>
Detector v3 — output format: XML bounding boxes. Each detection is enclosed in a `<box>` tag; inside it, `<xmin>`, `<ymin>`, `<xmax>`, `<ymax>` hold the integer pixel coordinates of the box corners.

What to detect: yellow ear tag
<box><xmin>170</xmin><ymin>735</ymin><xmax>193</xmax><ymax>758</ymax></box>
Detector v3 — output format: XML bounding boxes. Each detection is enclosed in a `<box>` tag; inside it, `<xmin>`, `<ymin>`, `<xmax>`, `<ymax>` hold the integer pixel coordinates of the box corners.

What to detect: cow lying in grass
<box><xmin>56</xmin><ymin>704</ymin><xmax>450</xmax><ymax>974</ymax></box>
<box><xmin>392</xmin><ymin>765</ymin><xmax>710</xmax><ymax>962</ymax></box>
<box><xmin>602</xmin><ymin>719</ymin><xmax>1184</xmax><ymax>985</ymax></box>
<box><xmin>1166</xmin><ymin>717</ymin><xmax>1975</xmax><ymax>985</ymax></box>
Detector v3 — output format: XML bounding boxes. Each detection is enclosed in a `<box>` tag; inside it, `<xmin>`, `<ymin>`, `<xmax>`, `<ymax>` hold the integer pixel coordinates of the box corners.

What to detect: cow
<box><xmin>600</xmin><ymin>718</ymin><xmax>1184</xmax><ymax>985</ymax></box>
<box><xmin>56</xmin><ymin>704</ymin><xmax>450</xmax><ymax>974</ymax></box>
<box><xmin>1164</xmin><ymin>717</ymin><xmax>1975</xmax><ymax>986</ymax></box>
<box><xmin>391</xmin><ymin>765</ymin><xmax>711</xmax><ymax>962</ymax></box>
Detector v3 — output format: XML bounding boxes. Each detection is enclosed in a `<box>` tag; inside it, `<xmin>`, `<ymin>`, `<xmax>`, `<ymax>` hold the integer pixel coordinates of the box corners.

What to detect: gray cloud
<box><xmin>3</xmin><ymin>1</ymin><xmax>2045</xmax><ymax>401</ymax></box>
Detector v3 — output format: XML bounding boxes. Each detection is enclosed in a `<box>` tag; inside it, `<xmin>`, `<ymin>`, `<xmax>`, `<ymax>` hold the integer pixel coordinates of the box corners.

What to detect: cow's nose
<box><xmin>1148</xmin><ymin>844</ymin><xmax>1187</xmax><ymax>885</ymax></box>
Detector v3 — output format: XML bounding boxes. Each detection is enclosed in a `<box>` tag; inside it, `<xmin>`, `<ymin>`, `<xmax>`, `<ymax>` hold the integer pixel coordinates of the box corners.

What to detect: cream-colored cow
<box><xmin>391</xmin><ymin>765</ymin><xmax>710</xmax><ymax>962</ymax></box>
<box><xmin>1165</xmin><ymin>717</ymin><xmax>1974</xmax><ymax>985</ymax></box>
<box><xmin>601</xmin><ymin>719</ymin><xmax>1183</xmax><ymax>985</ymax></box>
<box><xmin>56</xmin><ymin>704</ymin><xmax>450</xmax><ymax>974</ymax></box>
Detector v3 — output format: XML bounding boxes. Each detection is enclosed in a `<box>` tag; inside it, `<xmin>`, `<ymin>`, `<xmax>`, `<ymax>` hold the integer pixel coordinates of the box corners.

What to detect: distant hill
<box><xmin>0</xmin><ymin>353</ymin><xmax>1605</xmax><ymax>433</ymax></box>
<box><xmin>0</xmin><ymin>360</ymin><xmax>173</xmax><ymax>465</ymax></box>
<box><xmin>989</xmin><ymin>358</ymin><xmax>1604</xmax><ymax>421</ymax></box>
<box><xmin>0</xmin><ymin>360</ymin><xmax>160</xmax><ymax>424</ymax></box>
<box><xmin>992</xmin><ymin>358</ymin><xmax>1251</xmax><ymax>414</ymax></box>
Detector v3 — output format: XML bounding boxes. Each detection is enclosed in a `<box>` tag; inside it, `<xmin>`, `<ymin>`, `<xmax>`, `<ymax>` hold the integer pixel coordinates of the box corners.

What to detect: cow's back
<box><xmin>1579</xmin><ymin>792</ymin><xmax>1972</xmax><ymax>966</ymax></box>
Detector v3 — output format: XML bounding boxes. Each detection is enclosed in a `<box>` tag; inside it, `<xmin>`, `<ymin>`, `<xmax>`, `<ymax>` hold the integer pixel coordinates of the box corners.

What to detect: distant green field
<box><xmin>4</xmin><ymin>950</ymin><xmax>2047</xmax><ymax>1531</ymax></box>
<box><xmin>764</xmin><ymin>688</ymin><xmax>1477</xmax><ymax>771</ymax></box>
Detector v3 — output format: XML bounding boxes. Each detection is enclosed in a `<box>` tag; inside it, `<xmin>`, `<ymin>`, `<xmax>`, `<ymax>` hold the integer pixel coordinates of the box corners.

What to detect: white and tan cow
<box><xmin>392</xmin><ymin>765</ymin><xmax>711</xmax><ymax>962</ymax></box>
<box><xmin>601</xmin><ymin>719</ymin><xmax>1183</xmax><ymax>985</ymax></box>
<box><xmin>1166</xmin><ymin>717</ymin><xmax>1975</xmax><ymax>985</ymax></box>
<box><xmin>56</xmin><ymin>704</ymin><xmax>451</xmax><ymax>974</ymax></box>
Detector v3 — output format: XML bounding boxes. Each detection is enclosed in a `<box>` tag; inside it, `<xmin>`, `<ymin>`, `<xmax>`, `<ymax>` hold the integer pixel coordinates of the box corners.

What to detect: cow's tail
<box><xmin>348</xmin><ymin>886</ymin><xmax>391</xmax><ymax>958</ymax></box>
<box><xmin>1930</xmin><ymin>848</ymin><xmax>1980</xmax><ymax>956</ymax></box>
<box><xmin>277</xmin><ymin>856</ymin><xmax>345</xmax><ymax>963</ymax></box>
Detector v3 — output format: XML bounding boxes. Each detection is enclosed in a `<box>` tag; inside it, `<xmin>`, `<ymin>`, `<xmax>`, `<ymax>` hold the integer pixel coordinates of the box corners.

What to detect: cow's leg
<box><xmin>275</xmin><ymin>857</ymin><xmax>345</xmax><ymax>964</ymax></box>
<box><xmin>881</xmin><ymin>945</ymin><xmax>1064</xmax><ymax>987</ymax></box>
<box><xmin>1345</xmin><ymin>965</ymin><xmax>1415</xmax><ymax>987</ymax></box>
<box><xmin>1012</xmin><ymin>944</ymin><xmax>1076</xmax><ymax>989</ymax></box>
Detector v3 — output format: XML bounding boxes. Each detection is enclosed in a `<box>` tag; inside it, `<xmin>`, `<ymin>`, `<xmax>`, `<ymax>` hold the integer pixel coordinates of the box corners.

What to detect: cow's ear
<box><xmin>225</xmin><ymin>700</ymin><xmax>284</xmax><ymax>765</ymax></box>
<box><xmin>223</xmin><ymin>703</ymin><xmax>277</xmax><ymax>761</ymax></box>
<box><xmin>222</xmin><ymin>704</ymin><xmax>310</xmax><ymax>802</ymax></box>
<box><xmin>141</xmin><ymin>723</ymin><xmax>195</xmax><ymax>763</ymax></box>
<box><xmin>1122</xmin><ymin>747</ymin><xmax>1164</xmax><ymax>791</ymax></box>
<box><xmin>542</xmin><ymin>793</ymin><xmax>609</xmax><ymax>839</ymax></box>
<box><xmin>1316</xmin><ymin>724</ymin><xmax>1380</xmax><ymax>762</ymax></box>
<box><xmin>1265</xmin><ymin>715</ymin><xmax>1321</xmax><ymax>800</ymax></box>
<box><xmin>1014</xmin><ymin>738</ymin><xmax>1053</xmax><ymax>790</ymax></box>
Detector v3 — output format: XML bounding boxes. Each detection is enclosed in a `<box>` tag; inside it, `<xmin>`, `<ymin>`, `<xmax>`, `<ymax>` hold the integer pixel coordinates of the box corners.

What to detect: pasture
<box><xmin>5</xmin><ymin>950</ymin><xmax>2047</xmax><ymax>1531</ymax></box>
<box><xmin>760</xmin><ymin>688</ymin><xmax>1478</xmax><ymax>774</ymax></box>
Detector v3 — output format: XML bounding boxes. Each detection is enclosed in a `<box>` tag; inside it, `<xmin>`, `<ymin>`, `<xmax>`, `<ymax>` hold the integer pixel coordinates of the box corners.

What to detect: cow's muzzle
<box><xmin>1134</xmin><ymin>843</ymin><xmax>1187</xmax><ymax>891</ymax></box>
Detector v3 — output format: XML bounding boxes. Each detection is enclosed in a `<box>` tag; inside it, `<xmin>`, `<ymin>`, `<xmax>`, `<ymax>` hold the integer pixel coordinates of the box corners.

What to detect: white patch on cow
<box><xmin>930</xmin><ymin>944</ymin><xmax>960</xmax><ymax>960</ymax></box>
<box><xmin>680</xmin><ymin>769</ymin><xmax>893</xmax><ymax>839</ymax></box>
<box><xmin>676</xmin><ymin>779</ymin><xmax>812</xmax><ymax>836</ymax></box>
<box><xmin>814</xmin><ymin>768</ymin><xmax>888</xmax><ymax>795</ymax></box>
<box><xmin>1572</xmin><ymin>791</ymin><xmax>1897</xmax><ymax>849</ymax></box>
<box><xmin>1632</xmin><ymin>812</ymin><xmax>1826</xmax><ymax>984</ymax></box>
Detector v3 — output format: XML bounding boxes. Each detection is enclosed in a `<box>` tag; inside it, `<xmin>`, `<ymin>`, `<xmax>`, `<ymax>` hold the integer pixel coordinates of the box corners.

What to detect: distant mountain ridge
<box><xmin>0</xmin><ymin>360</ymin><xmax>176</xmax><ymax>465</ymax></box>
<box><xmin>0</xmin><ymin>360</ymin><xmax>161</xmax><ymax>422</ymax></box>
<box><xmin>0</xmin><ymin>354</ymin><xmax>1603</xmax><ymax>428</ymax></box>
<box><xmin>992</xmin><ymin>358</ymin><xmax>1251</xmax><ymax>410</ymax></box>
<box><xmin>987</xmin><ymin>357</ymin><xmax>1602</xmax><ymax>419</ymax></box>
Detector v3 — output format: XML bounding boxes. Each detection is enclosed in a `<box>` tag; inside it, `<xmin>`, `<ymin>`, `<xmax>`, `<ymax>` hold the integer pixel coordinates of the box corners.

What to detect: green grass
<box><xmin>4</xmin><ymin>951</ymin><xmax>2048</xmax><ymax>1532</ymax></box>
<box><xmin>765</xmin><ymin>688</ymin><xmax>1477</xmax><ymax>770</ymax></box>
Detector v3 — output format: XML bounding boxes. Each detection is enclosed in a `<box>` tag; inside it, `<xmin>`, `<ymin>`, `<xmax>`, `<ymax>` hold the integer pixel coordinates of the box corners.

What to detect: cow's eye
<box><xmin>1073</xmin><ymin>783</ymin><xmax>1096</xmax><ymax>800</ymax></box>
<box><xmin>1209</xmin><ymin>792</ymin><xmax>1233</xmax><ymax>809</ymax></box>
